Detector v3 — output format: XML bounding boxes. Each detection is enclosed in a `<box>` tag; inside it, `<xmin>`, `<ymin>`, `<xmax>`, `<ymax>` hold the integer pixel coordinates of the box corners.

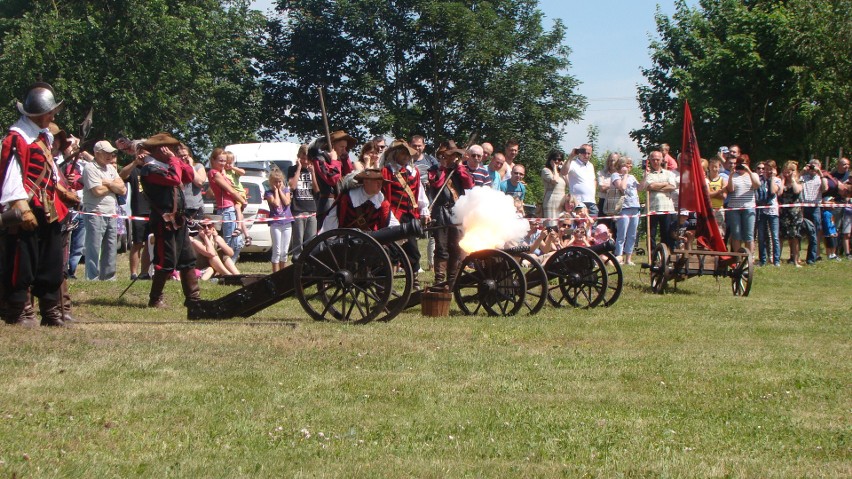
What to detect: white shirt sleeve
<box><xmin>1</xmin><ymin>155</ymin><xmax>28</xmax><ymax>207</ymax></box>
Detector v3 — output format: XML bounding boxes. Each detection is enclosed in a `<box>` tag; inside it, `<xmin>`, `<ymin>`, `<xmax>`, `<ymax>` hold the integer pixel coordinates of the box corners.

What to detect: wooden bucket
<box><xmin>421</xmin><ymin>290</ymin><xmax>451</xmax><ymax>317</ymax></box>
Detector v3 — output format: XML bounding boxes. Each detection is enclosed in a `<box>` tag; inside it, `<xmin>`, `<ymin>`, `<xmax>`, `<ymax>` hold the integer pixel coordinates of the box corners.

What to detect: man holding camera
<box><xmin>564</xmin><ymin>144</ymin><xmax>598</xmax><ymax>215</ymax></box>
<box><xmin>801</xmin><ymin>159</ymin><xmax>827</xmax><ymax>264</ymax></box>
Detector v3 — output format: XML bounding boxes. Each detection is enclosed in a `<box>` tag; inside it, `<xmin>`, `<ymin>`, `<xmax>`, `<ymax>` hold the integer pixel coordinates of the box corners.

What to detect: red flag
<box><xmin>679</xmin><ymin>101</ymin><xmax>727</xmax><ymax>252</ymax></box>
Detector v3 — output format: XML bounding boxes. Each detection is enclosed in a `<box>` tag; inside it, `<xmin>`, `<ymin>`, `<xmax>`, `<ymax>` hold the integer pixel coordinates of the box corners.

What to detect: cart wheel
<box><xmin>453</xmin><ymin>249</ymin><xmax>527</xmax><ymax>316</ymax></box>
<box><xmin>544</xmin><ymin>246</ymin><xmax>608</xmax><ymax>309</ymax></box>
<box><xmin>518</xmin><ymin>252</ymin><xmax>548</xmax><ymax>315</ymax></box>
<box><xmin>373</xmin><ymin>242</ymin><xmax>414</xmax><ymax>322</ymax></box>
<box><xmin>731</xmin><ymin>248</ymin><xmax>753</xmax><ymax>297</ymax></box>
<box><xmin>600</xmin><ymin>252</ymin><xmax>624</xmax><ymax>307</ymax></box>
<box><xmin>295</xmin><ymin>229</ymin><xmax>393</xmax><ymax>324</ymax></box>
<box><xmin>649</xmin><ymin>243</ymin><xmax>671</xmax><ymax>294</ymax></box>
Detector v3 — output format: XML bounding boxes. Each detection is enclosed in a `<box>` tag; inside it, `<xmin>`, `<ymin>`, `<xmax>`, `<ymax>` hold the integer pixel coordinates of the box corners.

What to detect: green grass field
<box><xmin>1</xmin><ymin>251</ymin><xmax>849</xmax><ymax>478</ymax></box>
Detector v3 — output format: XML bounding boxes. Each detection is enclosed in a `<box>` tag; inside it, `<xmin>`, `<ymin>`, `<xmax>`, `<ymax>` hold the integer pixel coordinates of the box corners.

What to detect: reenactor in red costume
<box><xmin>382</xmin><ymin>140</ymin><xmax>429</xmax><ymax>286</ymax></box>
<box><xmin>321</xmin><ymin>168</ymin><xmax>399</xmax><ymax>232</ymax></box>
<box><xmin>428</xmin><ymin>141</ymin><xmax>473</xmax><ymax>286</ymax></box>
<box><xmin>0</xmin><ymin>83</ymin><xmax>78</xmax><ymax>326</ymax></box>
<box><xmin>138</xmin><ymin>133</ymin><xmax>199</xmax><ymax>310</ymax></box>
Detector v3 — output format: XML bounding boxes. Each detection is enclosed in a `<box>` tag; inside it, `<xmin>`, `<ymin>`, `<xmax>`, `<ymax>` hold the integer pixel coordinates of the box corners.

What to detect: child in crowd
<box><xmin>264</xmin><ymin>169</ymin><xmax>294</xmax><ymax>272</ymax></box>
<box><xmin>822</xmin><ymin>199</ymin><xmax>839</xmax><ymax>260</ymax></box>
<box><xmin>670</xmin><ymin>210</ymin><xmax>698</xmax><ymax>250</ymax></box>
<box><xmin>224</xmin><ymin>151</ymin><xmax>251</xmax><ymax>245</ymax></box>
<box><xmin>591</xmin><ymin>223</ymin><xmax>611</xmax><ymax>246</ymax></box>
<box><xmin>565</xmin><ymin>225</ymin><xmax>591</xmax><ymax>247</ymax></box>
<box><xmin>572</xmin><ymin>203</ymin><xmax>593</xmax><ymax>233</ymax></box>
<box><xmin>190</xmin><ymin>218</ymin><xmax>240</xmax><ymax>281</ymax></box>
<box><xmin>514</xmin><ymin>197</ymin><xmax>525</xmax><ymax>218</ymax></box>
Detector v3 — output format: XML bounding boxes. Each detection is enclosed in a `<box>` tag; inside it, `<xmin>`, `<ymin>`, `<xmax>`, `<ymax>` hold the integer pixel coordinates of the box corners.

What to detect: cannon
<box><xmin>399</xmin><ymin>240</ymin><xmax>624</xmax><ymax>317</ymax></box>
<box><xmin>187</xmin><ymin>221</ymin><xmax>423</xmax><ymax>324</ymax></box>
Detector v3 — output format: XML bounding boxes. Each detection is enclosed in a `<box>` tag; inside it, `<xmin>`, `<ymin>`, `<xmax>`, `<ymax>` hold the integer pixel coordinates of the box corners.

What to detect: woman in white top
<box><xmin>610</xmin><ymin>157</ymin><xmax>641</xmax><ymax>264</ymax></box>
<box><xmin>540</xmin><ymin>150</ymin><xmax>566</xmax><ymax>226</ymax></box>
<box><xmin>725</xmin><ymin>159</ymin><xmax>760</xmax><ymax>253</ymax></box>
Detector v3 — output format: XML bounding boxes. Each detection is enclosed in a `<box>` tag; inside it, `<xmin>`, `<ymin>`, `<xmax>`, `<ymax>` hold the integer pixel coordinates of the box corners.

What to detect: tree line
<box><xmin>633</xmin><ymin>0</ymin><xmax>851</xmax><ymax>164</ymax></box>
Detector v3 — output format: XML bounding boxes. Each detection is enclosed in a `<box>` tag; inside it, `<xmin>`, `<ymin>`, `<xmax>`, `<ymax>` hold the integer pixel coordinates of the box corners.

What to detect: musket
<box><xmin>63</xmin><ymin>107</ymin><xmax>93</xmax><ymax>175</ymax></box>
<box><xmin>317</xmin><ymin>86</ymin><xmax>333</xmax><ymax>153</ymax></box>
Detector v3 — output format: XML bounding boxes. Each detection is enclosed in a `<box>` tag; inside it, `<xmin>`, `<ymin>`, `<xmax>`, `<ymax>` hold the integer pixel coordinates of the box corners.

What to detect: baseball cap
<box><xmin>94</xmin><ymin>140</ymin><xmax>117</xmax><ymax>154</ymax></box>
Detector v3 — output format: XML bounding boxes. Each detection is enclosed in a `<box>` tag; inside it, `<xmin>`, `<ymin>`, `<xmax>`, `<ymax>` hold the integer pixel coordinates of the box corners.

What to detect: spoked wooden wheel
<box><xmin>518</xmin><ymin>252</ymin><xmax>548</xmax><ymax>315</ymax></box>
<box><xmin>731</xmin><ymin>248</ymin><xmax>753</xmax><ymax>297</ymax></box>
<box><xmin>600</xmin><ymin>252</ymin><xmax>624</xmax><ymax>307</ymax></box>
<box><xmin>294</xmin><ymin>229</ymin><xmax>393</xmax><ymax>324</ymax></box>
<box><xmin>453</xmin><ymin>249</ymin><xmax>527</xmax><ymax>316</ymax></box>
<box><xmin>544</xmin><ymin>246</ymin><xmax>608</xmax><ymax>309</ymax></box>
<box><xmin>375</xmin><ymin>242</ymin><xmax>413</xmax><ymax>322</ymax></box>
<box><xmin>649</xmin><ymin>243</ymin><xmax>671</xmax><ymax>294</ymax></box>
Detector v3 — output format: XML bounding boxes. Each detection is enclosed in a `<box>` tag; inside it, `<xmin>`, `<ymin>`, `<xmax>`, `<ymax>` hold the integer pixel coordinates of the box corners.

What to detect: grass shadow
<box><xmin>80</xmin><ymin>297</ymin><xmax>150</xmax><ymax>309</ymax></box>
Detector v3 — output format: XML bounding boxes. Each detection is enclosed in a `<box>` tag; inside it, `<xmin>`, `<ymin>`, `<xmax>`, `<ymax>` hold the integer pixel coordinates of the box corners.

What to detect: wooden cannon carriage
<box><xmin>187</xmin><ymin>224</ymin><xmax>625</xmax><ymax>323</ymax></box>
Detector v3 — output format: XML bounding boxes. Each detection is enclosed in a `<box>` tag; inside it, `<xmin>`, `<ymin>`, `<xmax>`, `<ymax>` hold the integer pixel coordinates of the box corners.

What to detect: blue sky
<box><xmin>251</xmin><ymin>1</ymin><xmax>690</xmax><ymax>159</ymax></box>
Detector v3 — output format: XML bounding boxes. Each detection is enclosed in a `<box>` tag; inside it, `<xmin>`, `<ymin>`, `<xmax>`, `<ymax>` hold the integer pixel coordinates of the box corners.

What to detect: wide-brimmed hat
<box><xmin>329</xmin><ymin>130</ymin><xmax>357</xmax><ymax>149</ymax></box>
<box><xmin>142</xmin><ymin>133</ymin><xmax>181</xmax><ymax>148</ymax></box>
<box><xmin>435</xmin><ymin>140</ymin><xmax>466</xmax><ymax>160</ymax></box>
<box><xmin>47</xmin><ymin>122</ymin><xmax>71</xmax><ymax>151</ymax></box>
<box><xmin>17</xmin><ymin>82</ymin><xmax>63</xmax><ymax>117</ymax></box>
<box><xmin>354</xmin><ymin>168</ymin><xmax>387</xmax><ymax>183</ymax></box>
<box><xmin>385</xmin><ymin>139</ymin><xmax>417</xmax><ymax>158</ymax></box>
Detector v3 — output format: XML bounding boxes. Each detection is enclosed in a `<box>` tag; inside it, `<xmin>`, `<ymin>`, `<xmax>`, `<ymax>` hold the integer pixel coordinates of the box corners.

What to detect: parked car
<box><xmin>225</xmin><ymin>141</ymin><xmax>299</xmax><ymax>175</ymax></box>
<box><xmin>202</xmin><ymin>173</ymin><xmax>272</xmax><ymax>256</ymax></box>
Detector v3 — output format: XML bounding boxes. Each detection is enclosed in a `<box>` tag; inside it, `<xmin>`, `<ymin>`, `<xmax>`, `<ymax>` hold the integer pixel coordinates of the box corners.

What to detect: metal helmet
<box><xmin>16</xmin><ymin>82</ymin><xmax>63</xmax><ymax>117</ymax></box>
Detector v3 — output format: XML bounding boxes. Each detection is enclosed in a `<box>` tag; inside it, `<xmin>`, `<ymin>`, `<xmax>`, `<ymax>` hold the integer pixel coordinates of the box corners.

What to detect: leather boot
<box><xmin>179</xmin><ymin>269</ymin><xmax>200</xmax><ymax>306</ymax></box>
<box><xmin>4</xmin><ymin>301</ymin><xmax>38</xmax><ymax>327</ymax></box>
<box><xmin>39</xmin><ymin>298</ymin><xmax>66</xmax><ymax>327</ymax></box>
<box><xmin>447</xmin><ymin>259</ymin><xmax>462</xmax><ymax>289</ymax></box>
<box><xmin>433</xmin><ymin>260</ymin><xmax>447</xmax><ymax>285</ymax></box>
<box><xmin>148</xmin><ymin>270</ymin><xmax>170</xmax><ymax>308</ymax></box>
<box><xmin>60</xmin><ymin>278</ymin><xmax>75</xmax><ymax>323</ymax></box>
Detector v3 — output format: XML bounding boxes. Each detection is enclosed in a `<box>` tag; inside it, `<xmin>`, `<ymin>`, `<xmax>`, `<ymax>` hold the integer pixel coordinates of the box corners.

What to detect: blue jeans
<box><xmin>757</xmin><ymin>212</ymin><xmax>780</xmax><ymax>265</ymax></box>
<box><xmin>216</xmin><ymin>206</ymin><xmax>241</xmax><ymax>262</ymax></box>
<box><xmin>614</xmin><ymin>207</ymin><xmax>640</xmax><ymax>256</ymax></box>
<box><xmin>67</xmin><ymin>213</ymin><xmax>86</xmax><ymax>277</ymax></box>
<box><xmin>803</xmin><ymin>206</ymin><xmax>821</xmax><ymax>263</ymax></box>
<box><xmin>726</xmin><ymin>208</ymin><xmax>756</xmax><ymax>242</ymax></box>
<box><xmin>84</xmin><ymin>213</ymin><xmax>117</xmax><ymax>280</ymax></box>
<box><xmin>584</xmin><ymin>201</ymin><xmax>599</xmax><ymax>216</ymax></box>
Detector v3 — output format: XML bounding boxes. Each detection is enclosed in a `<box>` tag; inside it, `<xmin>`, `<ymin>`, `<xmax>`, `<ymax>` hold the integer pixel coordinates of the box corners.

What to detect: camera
<box><xmin>575</xmin><ymin>148</ymin><xmax>587</xmax><ymax>155</ymax></box>
<box><xmin>545</xmin><ymin>225</ymin><xmax>558</xmax><ymax>233</ymax></box>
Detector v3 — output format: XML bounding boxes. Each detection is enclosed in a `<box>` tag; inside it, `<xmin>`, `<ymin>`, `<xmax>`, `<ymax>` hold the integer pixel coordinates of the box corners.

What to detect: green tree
<box><xmin>632</xmin><ymin>0</ymin><xmax>850</xmax><ymax>162</ymax></box>
<box><xmin>0</xmin><ymin>0</ymin><xmax>266</xmax><ymax>155</ymax></box>
<box><xmin>262</xmin><ymin>0</ymin><xmax>586</xmax><ymax>202</ymax></box>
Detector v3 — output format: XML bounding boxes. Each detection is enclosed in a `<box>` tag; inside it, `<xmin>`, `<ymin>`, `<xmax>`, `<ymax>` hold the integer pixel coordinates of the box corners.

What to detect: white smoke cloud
<box><xmin>452</xmin><ymin>186</ymin><xmax>530</xmax><ymax>252</ymax></box>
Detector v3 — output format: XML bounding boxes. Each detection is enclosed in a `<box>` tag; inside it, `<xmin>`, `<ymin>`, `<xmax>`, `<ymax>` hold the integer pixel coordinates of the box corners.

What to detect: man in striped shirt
<box><xmin>801</xmin><ymin>159</ymin><xmax>827</xmax><ymax>263</ymax></box>
<box><xmin>464</xmin><ymin>144</ymin><xmax>491</xmax><ymax>188</ymax></box>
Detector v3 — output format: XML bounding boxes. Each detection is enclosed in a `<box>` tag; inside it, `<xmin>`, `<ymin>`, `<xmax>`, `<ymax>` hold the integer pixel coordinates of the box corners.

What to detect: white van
<box><xmin>224</xmin><ymin>141</ymin><xmax>301</xmax><ymax>175</ymax></box>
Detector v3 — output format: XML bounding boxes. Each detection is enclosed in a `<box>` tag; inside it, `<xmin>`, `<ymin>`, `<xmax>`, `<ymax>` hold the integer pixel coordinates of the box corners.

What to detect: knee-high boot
<box><xmin>60</xmin><ymin>278</ymin><xmax>75</xmax><ymax>323</ymax></box>
<box><xmin>39</xmin><ymin>297</ymin><xmax>66</xmax><ymax>327</ymax></box>
<box><xmin>4</xmin><ymin>300</ymin><xmax>38</xmax><ymax>327</ymax></box>
<box><xmin>148</xmin><ymin>269</ymin><xmax>170</xmax><ymax>308</ymax></box>
<box><xmin>433</xmin><ymin>260</ymin><xmax>447</xmax><ymax>285</ymax></box>
<box><xmin>179</xmin><ymin>269</ymin><xmax>200</xmax><ymax>306</ymax></box>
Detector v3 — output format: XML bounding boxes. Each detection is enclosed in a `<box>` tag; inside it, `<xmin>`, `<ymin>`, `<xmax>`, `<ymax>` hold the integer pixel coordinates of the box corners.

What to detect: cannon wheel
<box><xmin>294</xmin><ymin>229</ymin><xmax>393</xmax><ymax>324</ymax></box>
<box><xmin>731</xmin><ymin>248</ymin><xmax>753</xmax><ymax>297</ymax></box>
<box><xmin>544</xmin><ymin>246</ymin><xmax>608</xmax><ymax>309</ymax></box>
<box><xmin>649</xmin><ymin>243</ymin><xmax>671</xmax><ymax>294</ymax></box>
<box><xmin>453</xmin><ymin>249</ymin><xmax>527</xmax><ymax>316</ymax></box>
<box><xmin>600</xmin><ymin>252</ymin><xmax>624</xmax><ymax>307</ymax></box>
<box><xmin>518</xmin><ymin>252</ymin><xmax>548</xmax><ymax>315</ymax></box>
<box><xmin>376</xmin><ymin>242</ymin><xmax>413</xmax><ymax>322</ymax></box>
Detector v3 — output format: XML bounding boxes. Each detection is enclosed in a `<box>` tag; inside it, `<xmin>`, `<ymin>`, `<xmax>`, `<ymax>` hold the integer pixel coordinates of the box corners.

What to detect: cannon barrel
<box><xmin>501</xmin><ymin>244</ymin><xmax>531</xmax><ymax>255</ymax></box>
<box><xmin>0</xmin><ymin>208</ymin><xmax>22</xmax><ymax>227</ymax></box>
<box><xmin>366</xmin><ymin>221</ymin><xmax>423</xmax><ymax>244</ymax></box>
<box><xmin>585</xmin><ymin>239</ymin><xmax>615</xmax><ymax>254</ymax></box>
